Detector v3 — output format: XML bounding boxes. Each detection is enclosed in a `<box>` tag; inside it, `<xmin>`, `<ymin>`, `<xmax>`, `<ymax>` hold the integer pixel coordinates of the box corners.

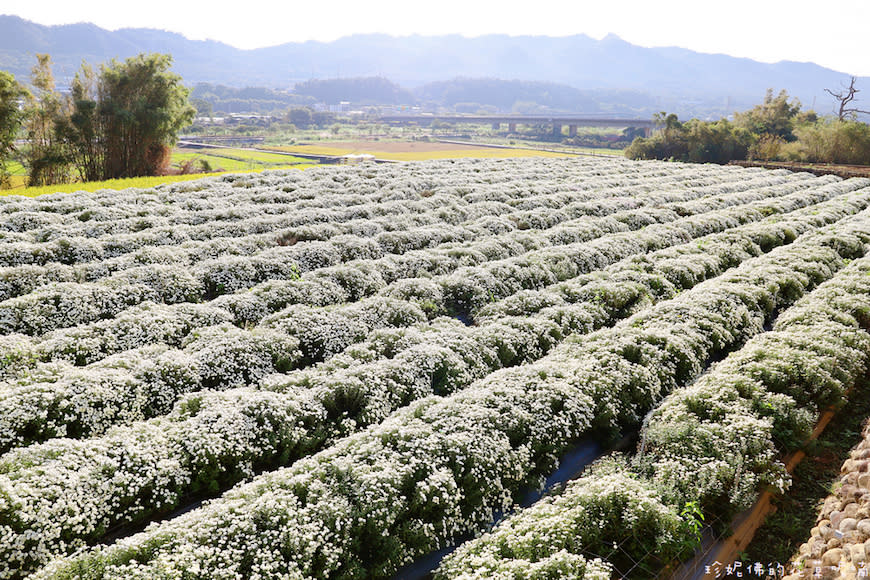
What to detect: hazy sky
<box><xmin>5</xmin><ymin>1</ymin><xmax>870</xmax><ymax>75</ymax></box>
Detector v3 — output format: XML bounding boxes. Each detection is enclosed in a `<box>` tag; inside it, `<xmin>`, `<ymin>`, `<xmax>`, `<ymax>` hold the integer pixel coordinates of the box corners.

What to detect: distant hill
<box><xmin>1</xmin><ymin>14</ymin><xmax>866</xmax><ymax>118</ymax></box>
<box><xmin>293</xmin><ymin>77</ymin><xmax>415</xmax><ymax>105</ymax></box>
<box><xmin>416</xmin><ymin>78</ymin><xmax>601</xmax><ymax>113</ymax></box>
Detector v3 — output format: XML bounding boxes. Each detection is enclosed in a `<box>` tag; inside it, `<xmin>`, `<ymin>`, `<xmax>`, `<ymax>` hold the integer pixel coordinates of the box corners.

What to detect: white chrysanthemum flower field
<box><xmin>0</xmin><ymin>157</ymin><xmax>868</xmax><ymax>578</ymax></box>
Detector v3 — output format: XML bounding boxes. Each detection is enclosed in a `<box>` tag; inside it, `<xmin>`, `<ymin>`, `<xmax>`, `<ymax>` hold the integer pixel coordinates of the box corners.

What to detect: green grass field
<box><xmin>1</xmin><ymin>148</ymin><xmax>314</xmax><ymax>197</ymax></box>
<box><xmin>0</xmin><ymin>141</ymin><xmax>609</xmax><ymax>198</ymax></box>
<box><xmin>6</xmin><ymin>161</ymin><xmax>26</xmax><ymax>175</ymax></box>
<box><xmin>2</xmin><ymin>172</ymin><xmax>235</xmax><ymax>198</ymax></box>
<box><xmin>172</xmin><ymin>147</ymin><xmax>310</xmax><ymax>172</ymax></box>
<box><xmin>2</xmin><ymin>166</ymin><xmax>314</xmax><ymax>198</ymax></box>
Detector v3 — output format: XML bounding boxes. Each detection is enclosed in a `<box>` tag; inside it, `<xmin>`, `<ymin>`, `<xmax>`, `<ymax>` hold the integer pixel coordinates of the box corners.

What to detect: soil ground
<box><xmin>731</xmin><ymin>160</ymin><xmax>870</xmax><ymax>179</ymax></box>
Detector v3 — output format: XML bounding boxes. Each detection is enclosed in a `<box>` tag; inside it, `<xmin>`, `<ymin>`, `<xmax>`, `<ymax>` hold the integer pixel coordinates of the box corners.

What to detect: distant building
<box><xmin>227</xmin><ymin>114</ymin><xmax>275</xmax><ymax>126</ymax></box>
<box><xmin>341</xmin><ymin>154</ymin><xmax>376</xmax><ymax>164</ymax></box>
<box><xmin>328</xmin><ymin>101</ymin><xmax>351</xmax><ymax>113</ymax></box>
<box><xmin>194</xmin><ymin>116</ymin><xmax>226</xmax><ymax>125</ymax></box>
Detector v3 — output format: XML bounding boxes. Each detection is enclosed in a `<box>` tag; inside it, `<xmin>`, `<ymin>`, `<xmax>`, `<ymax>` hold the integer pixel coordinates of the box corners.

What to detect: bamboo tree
<box><xmin>0</xmin><ymin>70</ymin><xmax>25</xmax><ymax>189</ymax></box>
<box><xmin>24</xmin><ymin>54</ymin><xmax>70</xmax><ymax>186</ymax></box>
<box><xmin>59</xmin><ymin>53</ymin><xmax>194</xmax><ymax>181</ymax></box>
<box><xmin>98</xmin><ymin>53</ymin><xmax>194</xmax><ymax>179</ymax></box>
<box><xmin>57</xmin><ymin>63</ymin><xmax>105</xmax><ymax>182</ymax></box>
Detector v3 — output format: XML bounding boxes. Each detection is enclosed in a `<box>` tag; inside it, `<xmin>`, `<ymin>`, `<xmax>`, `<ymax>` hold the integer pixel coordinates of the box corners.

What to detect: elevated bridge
<box><xmin>379</xmin><ymin>115</ymin><xmax>656</xmax><ymax>136</ymax></box>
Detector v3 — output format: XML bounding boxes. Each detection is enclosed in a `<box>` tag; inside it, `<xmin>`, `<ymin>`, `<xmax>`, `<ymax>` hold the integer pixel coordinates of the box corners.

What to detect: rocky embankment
<box><xmin>786</xmin><ymin>422</ymin><xmax>870</xmax><ymax>578</ymax></box>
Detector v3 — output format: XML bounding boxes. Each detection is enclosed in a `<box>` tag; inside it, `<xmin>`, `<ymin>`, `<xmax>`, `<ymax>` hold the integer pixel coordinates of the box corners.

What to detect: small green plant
<box><xmin>681</xmin><ymin>500</ymin><xmax>705</xmax><ymax>545</ymax></box>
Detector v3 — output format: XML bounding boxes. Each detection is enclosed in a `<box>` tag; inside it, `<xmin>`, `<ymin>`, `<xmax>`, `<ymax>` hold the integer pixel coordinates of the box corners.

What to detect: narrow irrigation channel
<box><xmin>390</xmin><ymin>436</ymin><xmax>631</xmax><ymax>580</ymax></box>
<box><xmin>391</xmin><ymin>288</ymin><xmax>823</xmax><ymax>580</ymax></box>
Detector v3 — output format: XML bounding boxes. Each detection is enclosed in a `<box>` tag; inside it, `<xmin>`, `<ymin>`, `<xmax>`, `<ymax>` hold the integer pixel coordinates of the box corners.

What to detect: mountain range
<box><xmin>1</xmin><ymin>14</ymin><xmax>866</xmax><ymax>118</ymax></box>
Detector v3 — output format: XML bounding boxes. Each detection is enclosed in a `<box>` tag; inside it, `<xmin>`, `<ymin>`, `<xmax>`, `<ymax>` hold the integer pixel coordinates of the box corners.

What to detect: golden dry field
<box><xmin>268</xmin><ymin>140</ymin><xmax>572</xmax><ymax>160</ymax></box>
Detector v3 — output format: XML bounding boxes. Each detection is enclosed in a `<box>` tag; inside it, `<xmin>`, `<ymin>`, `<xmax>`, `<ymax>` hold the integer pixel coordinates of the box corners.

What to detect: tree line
<box><xmin>0</xmin><ymin>53</ymin><xmax>194</xmax><ymax>188</ymax></box>
<box><xmin>187</xmin><ymin>77</ymin><xmax>659</xmax><ymax>119</ymax></box>
<box><xmin>625</xmin><ymin>84</ymin><xmax>870</xmax><ymax>166</ymax></box>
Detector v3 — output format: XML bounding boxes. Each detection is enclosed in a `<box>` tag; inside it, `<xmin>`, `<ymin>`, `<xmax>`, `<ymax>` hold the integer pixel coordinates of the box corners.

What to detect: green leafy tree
<box><xmin>60</xmin><ymin>53</ymin><xmax>194</xmax><ymax>180</ymax></box>
<box><xmin>684</xmin><ymin>119</ymin><xmax>753</xmax><ymax>163</ymax></box>
<box><xmin>99</xmin><ymin>53</ymin><xmax>195</xmax><ymax>178</ymax></box>
<box><xmin>190</xmin><ymin>97</ymin><xmax>213</xmax><ymax>119</ymax></box>
<box><xmin>311</xmin><ymin>110</ymin><xmax>335</xmax><ymax>127</ymax></box>
<box><xmin>655</xmin><ymin>112</ymin><xmax>688</xmax><ymax>159</ymax></box>
<box><xmin>0</xmin><ymin>70</ymin><xmax>26</xmax><ymax>188</ymax></box>
<box><xmin>625</xmin><ymin>113</ymin><xmax>753</xmax><ymax>164</ymax></box>
<box><xmin>287</xmin><ymin>107</ymin><xmax>313</xmax><ymax>128</ymax></box>
<box><xmin>734</xmin><ymin>89</ymin><xmax>801</xmax><ymax>141</ymax></box>
<box><xmin>57</xmin><ymin>63</ymin><xmax>105</xmax><ymax>182</ymax></box>
<box><xmin>749</xmin><ymin>134</ymin><xmax>785</xmax><ymax>161</ymax></box>
<box><xmin>25</xmin><ymin>54</ymin><xmax>71</xmax><ymax>186</ymax></box>
<box><xmin>625</xmin><ymin>112</ymin><xmax>687</xmax><ymax>161</ymax></box>
<box><xmin>789</xmin><ymin>119</ymin><xmax>870</xmax><ymax>165</ymax></box>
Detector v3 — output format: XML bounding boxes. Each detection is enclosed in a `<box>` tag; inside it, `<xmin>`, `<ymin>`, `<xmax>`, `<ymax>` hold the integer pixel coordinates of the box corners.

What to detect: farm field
<box><xmin>1</xmin><ymin>148</ymin><xmax>313</xmax><ymax>197</ymax></box>
<box><xmin>267</xmin><ymin>140</ymin><xmax>572</xmax><ymax>160</ymax></box>
<box><xmin>1</xmin><ymin>172</ymin><xmax>237</xmax><ymax>198</ymax></box>
<box><xmin>3</xmin><ymin>162</ymin><xmax>27</xmax><ymax>190</ymax></box>
<box><xmin>733</xmin><ymin>159</ymin><xmax>870</xmax><ymax>180</ymax></box>
<box><xmin>0</xmin><ymin>157</ymin><xmax>869</xmax><ymax>578</ymax></box>
<box><xmin>172</xmin><ymin>146</ymin><xmax>312</xmax><ymax>172</ymax></box>
<box><xmin>458</xmin><ymin>135</ymin><xmax>626</xmax><ymax>157</ymax></box>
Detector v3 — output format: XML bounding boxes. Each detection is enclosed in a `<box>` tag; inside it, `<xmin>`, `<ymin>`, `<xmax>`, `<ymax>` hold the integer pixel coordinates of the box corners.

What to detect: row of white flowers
<box><xmin>0</xmin><ymin>170</ymin><xmax>834</xmax><ymax>342</ymax></box>
<box><xmin>0</xmin><ymin>160</ymin><xmax>578</xmax><ymax>232</ymax></box>
<box><xmin>215</xmin><ymin>177</ymin><xmax>868</xmax><ymax>329</ymax></box>
<box><xmin>182</xmin><ymin>172</ymin><xmax>846</xmax><ymax>300</ymax></box>
<box><xmin>0</xmin><ymin>191</ymin><xmax>478</xmax><ymax>265</ymax></box>
<box><xmin>11</xmin><ymin>205</ymin><xmax>869</xmax><ymax>579</ymax></box>
<box><xmin>638</xmin><ymin>258</ymin><xmax>870</xmax><ymax>514</ymax></box>
<box><xmin>0</xmin><ymin>302</ymin><xmax>233</xmax><ymax>377</ymax></box>
<box><xmin>0</xmin><ymin>158</ymin><xmax>790</xmax><ymax>235</ymax></box>
<box><xmin>193</xmin><ymin>205</ymin><xmax>673</xmax><ymax>300</ymax></box>
<box><xmin>438</xmin><ymin>177</ymin><xmax>868</xmax><ymax>319</ymax></box>
<box><xmin>266</xmin><ymin>186</ymin><xmax>870</xmax><ymax>424</ymax></box>
<box><xmin>435</xmin><ymin>252</ymin><xmax>870</xmax><ymax>579</ymax></box>
<box><xmin>0</xmin><ymin>202</ymin><xmax>753</xmax><ymax>388</ymax></box>
<box><xmin>2</xmin><ymin>179</ymin><xmax>863</xmax><ymax>456</ymax></box>
<box><xmin>0</xmin><ymin>204</ymin><xmax>782</xmax><ymax>459</ymax></box>
<box><xmin>0</xmin><ymin>177</ymin><xmax>866</xmax><ymax>456</ymax></box>
<box><xmin>0</xmin><ymin>295</ymin><xmax>430</xmax><ymax>455</ymax></box>
<box><xmin>0</xmin><ymin>321</ymin><xmax>305</xmax><ymax>450</ymax></box>
<box><xmin>473</xmin><ymin>184</ymin><xmax>864</xmax><ymax>324</ymax></box>
<box><xmin>435</xmin><ymin>456</ymin><xmax>677</xmax><ymax>579</ymax></box>
<box><xmin>0</xmin><ymin>187</ymin><xmax>740</xmax><ymax>335</ymax></box>
<box><xmin>0</xmin><ymin>157</ymin><xmax>776</xmax><ymax>269</ymax></box>
<box><xmin>133</xmin><ymin>170</ymin><xmax>815</xmax><ymax>305</ymax></box>
<box><xmin>0</xmin><ymin>162</ymin><xmax>826</xmax><ymax>304</ymax></box>
<box><xmin>0</xmin><ymin>215</ymin><xmax>468</xmax><ymax>302</ymax></box>
<box><xmin>0</xmin><ymin>195</ymin><xmax>605</xmax><ymax>301</ymax></box>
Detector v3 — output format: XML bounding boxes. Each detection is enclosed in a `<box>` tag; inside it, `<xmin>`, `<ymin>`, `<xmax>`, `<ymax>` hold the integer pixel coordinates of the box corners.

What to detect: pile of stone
<box><xmin>786</xmin><ymin>422</ymin><xmax>870</xmax><ymax>579</ymax></box>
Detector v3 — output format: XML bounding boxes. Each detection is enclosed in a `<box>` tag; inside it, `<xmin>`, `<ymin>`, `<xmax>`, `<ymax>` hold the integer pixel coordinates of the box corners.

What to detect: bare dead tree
<box><xmin>825</xmin><ymin>76</ymin><xmax>870</xmax><ymax>120</ymax></box>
